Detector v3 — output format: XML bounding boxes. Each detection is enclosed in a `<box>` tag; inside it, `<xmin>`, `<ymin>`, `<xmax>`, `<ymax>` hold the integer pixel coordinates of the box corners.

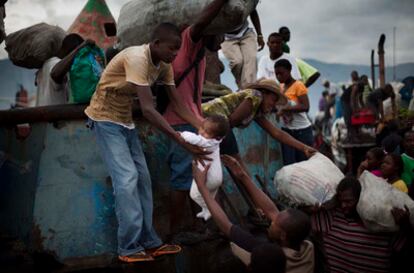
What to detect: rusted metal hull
<box><xmin>0</xmin><ymin>105</ymin><xmax>282</xmax><ymax>269</ymax></box>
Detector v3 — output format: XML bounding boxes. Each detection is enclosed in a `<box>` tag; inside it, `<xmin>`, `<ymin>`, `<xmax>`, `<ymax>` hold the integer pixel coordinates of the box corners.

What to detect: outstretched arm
<box><xmin>190</xmin><ymin>0</ymin><xmax>228</xmax><ymax>42</ymax></box>
<box><xmin>166</xmin><ymin>85</ymin><xmax>203</xmax><ymax>129</ymax></box>
<box><xmin>228</xmin><ymin>98</ymin><xmax>254</xmax><ymax>127</ymax></box>
<box><xmin>221</xmin><ymin>155</ymin><xmax>279</xmax><ymax>221</ymax></box>
<box><xmin>192</xmin><ymin>162</ymin><xmax>233</xmax><ymax>236</ymax></box>
<box><xmin>249</xmin><ymin>9</ymin><xmax>264</xmax><ymax>51</ymax></box>
<box><xmin>135</xmin><ymin>83</ymin><xmax>210</xmax><ymax>162</ymax></box>
<box><xmin>255</xmin><ymin>116</ymin><xmax>316</xmax><ymax>158</ymax></box>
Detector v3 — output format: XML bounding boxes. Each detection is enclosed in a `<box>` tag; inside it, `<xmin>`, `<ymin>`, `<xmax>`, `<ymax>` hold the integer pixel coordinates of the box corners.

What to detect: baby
<box><xmin>181</xmin><ymin>115</ymin><xmax>230</xmax><ymax>220</ymax></box>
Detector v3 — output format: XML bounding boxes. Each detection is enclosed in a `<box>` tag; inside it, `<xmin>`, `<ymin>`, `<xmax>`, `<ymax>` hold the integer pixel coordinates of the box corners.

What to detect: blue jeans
<box><xmin>88</xmin><ymin>120</ymin><xmax>162</xmax><ymax>256</ymax></box>
<box><xmin>281</xmin><ymin>126</ymin><xmax>314</xmax><ymax>165</ymax></box>
<box><xmin>168</xmin><ymin>124</ymin><xmax>197</xmax><ymax>191</ymax></box>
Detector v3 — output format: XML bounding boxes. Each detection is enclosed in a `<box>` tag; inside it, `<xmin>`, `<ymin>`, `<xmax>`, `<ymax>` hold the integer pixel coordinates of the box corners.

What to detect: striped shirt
<box><xmin>311</xmin><ymin>208</ymin><xmax>406</xmax><ymax>273</ymax></box>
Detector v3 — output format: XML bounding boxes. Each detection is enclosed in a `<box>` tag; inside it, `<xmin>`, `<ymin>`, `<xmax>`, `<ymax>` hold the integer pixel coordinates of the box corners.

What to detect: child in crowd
<box><xmin>381</xmin><ymin>154</ymin><xmax>408</xmax><ymax>193</ymax></box>
<box><xmin>357</xmin><ymin>147</ymin><xmax>386</xmax><ymax>178</ymax></box>
<box><xmin>402</xmin><ymin>131</ymin><xmax>414</xmax><ymax>188</ymax></box>
<box><xmin>180</xmin><ymin>115</ymin><xmax>230</xmax><ymax>220</ymax></box>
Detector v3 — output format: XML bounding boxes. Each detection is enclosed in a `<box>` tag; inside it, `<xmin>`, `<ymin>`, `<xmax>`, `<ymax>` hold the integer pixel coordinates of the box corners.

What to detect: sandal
<box><xmin>118</xmin><ymin>251</ymin><xmax>155</xmax><ymax>262</ymax></box>
<box><xmin>147</xmin><ymin>244</ymin><xmax>182</xmax><ymax>257</ymax></box>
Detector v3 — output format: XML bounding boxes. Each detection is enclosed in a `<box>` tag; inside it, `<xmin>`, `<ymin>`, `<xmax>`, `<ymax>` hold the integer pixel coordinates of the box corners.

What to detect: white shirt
<box><xmin>257</xmin><ymin>53</ymin><xmax>301</xmax><ymax>83</ymax></box>
<box><xmin>281</xmin><ymin>100</ymin><xmax>312</xmax><ymax>130</ymax></box>
<box><xmin>35</xmin><ymin>57</ymin><xmax>68</xmax><ymax>107</ymax></box>
<box><xmin>182</xmin><ymin>131</ymin><xmax>223</xmax><ymax>221</ymax></box>
<box><xmin>180</xmin><ymin>131</ymin><xmax>222</xmax><ymax>183</ymax></box>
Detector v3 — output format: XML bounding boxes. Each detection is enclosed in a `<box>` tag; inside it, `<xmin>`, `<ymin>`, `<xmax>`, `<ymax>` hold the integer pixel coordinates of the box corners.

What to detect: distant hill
<box><xmin>0</xmin><ymin>57</ymin><xmax>413</xmax><ymax>114</ymax></box>
<box><xmin>304</xmin><ymin>59</ymin><xmax>414</xmax><ymax>84</ymax></box>
<box><xmin>220</xmin><ymin>58</ymin><xmax>414</xmax><ymax>117</ymax></box>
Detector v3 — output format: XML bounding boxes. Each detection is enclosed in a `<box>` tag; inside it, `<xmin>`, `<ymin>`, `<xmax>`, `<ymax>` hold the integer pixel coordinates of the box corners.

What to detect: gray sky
<box><xmin>1</xmin><ymin>0</ymin><xmax>413</xmax><ymax>65</ymax></box>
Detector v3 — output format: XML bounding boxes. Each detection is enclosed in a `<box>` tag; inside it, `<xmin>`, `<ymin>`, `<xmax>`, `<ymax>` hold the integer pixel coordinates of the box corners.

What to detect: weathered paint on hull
<box><xmin>0</xmin><ymin>117</ymin><xmax>282</xmax><ymax>264</ymax></box>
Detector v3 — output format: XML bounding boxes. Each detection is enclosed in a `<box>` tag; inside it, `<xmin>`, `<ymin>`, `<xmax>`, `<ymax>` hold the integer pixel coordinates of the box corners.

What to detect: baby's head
<box><xmin>199</xmin><ymin>115</ymin><xmax>229</xmax><ymax>140</ymax></box>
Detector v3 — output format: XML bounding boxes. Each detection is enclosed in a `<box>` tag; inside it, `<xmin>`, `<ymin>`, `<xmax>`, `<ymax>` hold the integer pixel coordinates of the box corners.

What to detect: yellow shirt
<box><xmin>85</xmin><ymin>44</ymin><xmax>174</xmax><ymax>127</ymax></box>
<box><xmin>392</xmin><ymin>179</ymin><xmax>408</xmax><ymax>193</ymax></box>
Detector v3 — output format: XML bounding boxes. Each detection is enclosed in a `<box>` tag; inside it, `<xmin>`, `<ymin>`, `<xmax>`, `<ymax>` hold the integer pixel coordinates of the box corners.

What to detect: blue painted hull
<box><xmin>0</xmin><ymin>116</ymin><xmax>282</xmax><ymax>263</ymax></box>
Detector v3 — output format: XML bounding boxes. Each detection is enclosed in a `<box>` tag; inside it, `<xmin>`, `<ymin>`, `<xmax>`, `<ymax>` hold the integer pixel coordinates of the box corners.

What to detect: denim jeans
<box><xmin>281</xmin><ymin>126</ymin><xmax>314</xmax><ymax>166</ymax></box>
<box><xmin>167</xmin><ymin>124</ymin><xmax>197</xmax><ymax>191</ymax></box>
<box><xmin>88</xmin><ymin>119</ymin><xmax>162</xmax><ymax>256</ymax></box>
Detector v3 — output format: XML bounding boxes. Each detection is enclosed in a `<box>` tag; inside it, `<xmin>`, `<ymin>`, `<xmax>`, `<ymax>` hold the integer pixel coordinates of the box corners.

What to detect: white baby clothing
<box><xmin>180</xmin><ymin>131</ymin><xmax>222</xmax><ymax>220</ymax></box>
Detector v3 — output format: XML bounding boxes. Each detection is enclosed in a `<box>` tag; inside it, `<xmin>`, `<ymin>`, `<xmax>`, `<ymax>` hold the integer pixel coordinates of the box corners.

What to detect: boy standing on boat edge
<box><xmin>84</xmin><ymin>23</ymin><xmax>208</xmax><ymax>263</ymax></box>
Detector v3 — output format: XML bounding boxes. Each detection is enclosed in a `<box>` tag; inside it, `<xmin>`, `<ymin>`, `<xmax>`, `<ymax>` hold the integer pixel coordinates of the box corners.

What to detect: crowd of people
<box><xmin>28</xmin><ymin>0</ymin><xmax>414</xmax><ymax>272</ymax></box>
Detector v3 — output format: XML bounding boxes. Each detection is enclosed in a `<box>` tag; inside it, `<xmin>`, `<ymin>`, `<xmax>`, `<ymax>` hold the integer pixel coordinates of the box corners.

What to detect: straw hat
<box><xmin>245</xmin><ymin>78</ymin><xmax>288</xmax><ymax>105</ymax></box>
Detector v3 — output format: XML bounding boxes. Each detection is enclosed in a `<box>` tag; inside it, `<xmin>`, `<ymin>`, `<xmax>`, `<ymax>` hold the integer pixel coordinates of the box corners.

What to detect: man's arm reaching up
<box><xmin>190</xmin><ymin>0</ymin><xmax>228</xmax><ymax>42</ymax></box>
<box><xmin>192</xmin><ymin>162</ymin><xmax>233</xmax><ymax>236</ymax></box>
<box><xmin>51</xmin><ymin>39</ymin><xmax>95</xmax><ymax>84</ymax></box>
<box><xmin>221</xmin><ymin>155</ymin><xmax>279</xmax><ymax>221</ymax></box>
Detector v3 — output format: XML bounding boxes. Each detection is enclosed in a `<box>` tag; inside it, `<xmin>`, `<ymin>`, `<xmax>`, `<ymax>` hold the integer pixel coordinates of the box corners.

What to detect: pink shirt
<box><xmin>371</xmin><ymin>169</ymin><xmax>383</xmax><ymax>177</ymax></box>
<box><xmin>163</xmin><ymin>27</ymin><xmax>206</xmax><ymax>125</ymax></box>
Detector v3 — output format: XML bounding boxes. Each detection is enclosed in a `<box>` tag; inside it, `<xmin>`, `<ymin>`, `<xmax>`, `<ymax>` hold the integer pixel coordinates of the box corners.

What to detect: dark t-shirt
<box><xmin>367</xmin><ymin>88</ymin><xmax>388</xmax><ymax>105</ymax></box>
<box><xmin>229</xmin><ymin>225</ymin><xmax>270</xmax><ymax>252</ymax></box>
<box><xmin>341</xmin><ymin>85</ymin><xmax>353</xmax><ymax>103</ymax></box>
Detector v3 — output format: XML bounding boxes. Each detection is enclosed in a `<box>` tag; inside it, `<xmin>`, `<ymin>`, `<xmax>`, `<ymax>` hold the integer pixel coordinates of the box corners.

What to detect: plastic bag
<box><xmin>357</xmin><ymin>171</ymin><xmax>414</xmax><ymax>232</ymax></box>
<box><xmin>274</xmin><ymin>153</ymin><xmax>344</xmax><ymax>206</ymax></box>
<box><xmin>5</xmin><ymin>23</ymin><xmax>66</xmax><ymax>69</ymax></box>
<box><xmin>117</xmin><ymin>0</ymin><xmax>259</xmax><ymax>48</ymax></box>
<box><xmin>69</xmin><ymin>45</ymin><xmax>105</xmax><ymax>103</ymax></box>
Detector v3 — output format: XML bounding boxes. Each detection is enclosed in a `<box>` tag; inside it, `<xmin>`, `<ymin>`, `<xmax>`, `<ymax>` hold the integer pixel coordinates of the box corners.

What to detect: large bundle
<box><xmin>274</xmin><ymin>153</ymin><xmax>344</xmax><ymax>206</ymax></box>
<box><xmin>0</xmin><ymin>6</ymin><xmax>5</xmax><ymax>44</ymax></box>
<box><xmin>357</xmin><ymin>171</ymin><xmax>414</xmax><ymax>232</ymax></box>
<box><xmin>117</xmin><ymin>0</ymin><xmax>259</xmax><ymax>49</ymax></box>
<box><xmin>5</xmin><ymin>23</ymin><xmax>66</xmax><ymax>69</ymax></box>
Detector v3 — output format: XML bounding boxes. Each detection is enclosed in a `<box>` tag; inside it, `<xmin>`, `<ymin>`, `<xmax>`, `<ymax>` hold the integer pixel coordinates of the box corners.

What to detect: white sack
<box><xmin>357</xmin><ymin>171</ymin><xmax>414</xmax><ymax>232</ymax></box>
<box><xmin>274</xmin><ymin>153</ymin><xmax>344</xmax><ymax>206</ymax></box>
<box><xmin>117</xmin><ymin>0</ymin><xmax>259</xmax><ymax>49</ymax></box>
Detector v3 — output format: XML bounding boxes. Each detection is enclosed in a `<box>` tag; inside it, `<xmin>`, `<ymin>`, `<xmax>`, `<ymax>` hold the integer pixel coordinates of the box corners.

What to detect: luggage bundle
<box><xmin>357</xmin><ymin>171</ymin><xmax>414</xmax><ymax>232</ymax></box>
<box><xmin>5</xmin><ymin>23</ymin><xmax>66</xmax><ymax>69</ymax></box>
<box><xmin>274</xmin><ymin>153</ymin><xmax>344</xmax><ymax>206</ymax></box>
<box><xmin>117</xmin><ymin>0</ymin><xmax>259</xmax><ymax>48</ymax></box>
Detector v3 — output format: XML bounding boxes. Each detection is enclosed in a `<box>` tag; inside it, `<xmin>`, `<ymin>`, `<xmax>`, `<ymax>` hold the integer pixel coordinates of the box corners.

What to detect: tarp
<box><xmin>117</xmin><ymin>0</ymin><xmax>259</xmax><ymax>49</ymax></box>
<box><xmin>68</xmin><ymin>0</ymin><xmax>117</xmax><ymax>49</ymax></box>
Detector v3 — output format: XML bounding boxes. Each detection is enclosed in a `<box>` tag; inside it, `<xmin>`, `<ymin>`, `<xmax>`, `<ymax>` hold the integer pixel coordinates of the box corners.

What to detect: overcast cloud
<box><xmin>1</xmin><ymin>0</ymin><xmax>413</xmax><ymax>66</ymax></box>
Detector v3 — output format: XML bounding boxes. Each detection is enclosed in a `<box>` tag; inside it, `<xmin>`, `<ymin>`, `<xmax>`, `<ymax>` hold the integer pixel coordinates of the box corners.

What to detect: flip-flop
<box><xmin>147</xmin><ymin>244</ymin><xmax>182</xmax><ymax>257</ymax></box>
<box><xmin>118</xmin><ymin>251</ymin><xmax>155</xmax><ymax>262</ymax></box>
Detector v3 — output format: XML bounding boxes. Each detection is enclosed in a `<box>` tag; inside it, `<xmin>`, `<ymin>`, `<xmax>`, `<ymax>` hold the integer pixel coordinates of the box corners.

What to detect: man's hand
<box><xmin>257</xmin><ymin>35</ymin><xmax>265</xmax><ymax>51</ymax></box>
<box><xmin>358</xmin><ymin>160</ymin><xmax>369</xmax><ymax>173</ymax></box>
<box><xmin>178</xmin><ymin>134</ymin><xmax>211</xmax><ymax>166</ymax></box>
<box><xmin>303</xmin><ymin>146</ymin><xmax>317</xmax><ymax>158</ymax></box>
<box><xmin>391</xmin><ymin>205</ymin><xmax>410</xmax><ymax>227</ymax></box>
<box><xmin>192</xmin><ymin>161</ymin><xmax>210</xmax><ymax>188</ymax></box>
<box><xmin>221</xmin><ymin>154</ymin><xmax>247</xmax><ymax>178</ymax></box>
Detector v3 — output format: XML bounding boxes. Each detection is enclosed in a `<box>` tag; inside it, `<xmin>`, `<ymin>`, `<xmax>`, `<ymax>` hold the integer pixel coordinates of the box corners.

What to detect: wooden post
<box><xmin>378</xmin><ymin>34</ymin><xmax>386</xmax><ymax>88</ymax></box>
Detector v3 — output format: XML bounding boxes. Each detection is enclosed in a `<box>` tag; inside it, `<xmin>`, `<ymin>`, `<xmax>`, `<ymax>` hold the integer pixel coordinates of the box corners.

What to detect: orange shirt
<box><xmin>282</xmin><ymin>80</ymin><xmax>308</xmax><ymax>103</ymax></box>
<box><xmin>281</xmin><ymin>80</ymin><xmax>311</xmax><ymax>129</ymax></box>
